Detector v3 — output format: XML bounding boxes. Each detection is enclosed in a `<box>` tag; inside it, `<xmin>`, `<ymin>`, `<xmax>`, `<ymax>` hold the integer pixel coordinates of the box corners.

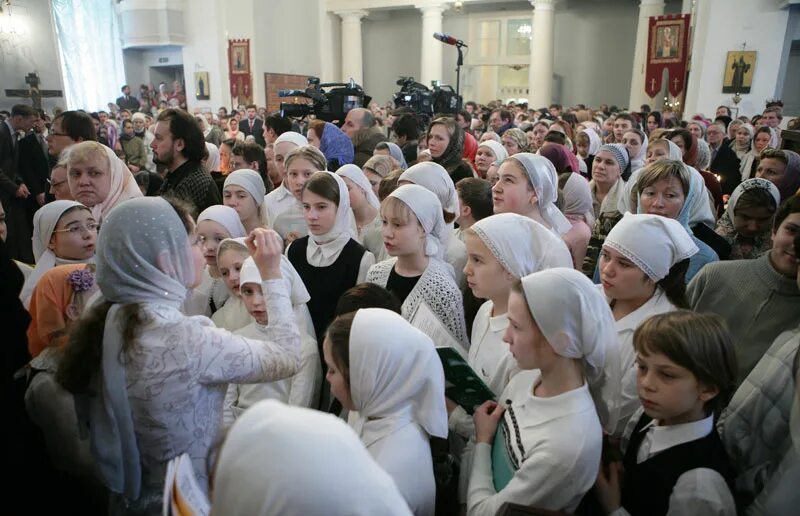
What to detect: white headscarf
<box><xmin>274</xmin><ymin>131</ymin><xmax>308</xmax><ymax>147</ymax></box>
<box><xmin>629</xmin><ymin>132</ymin><xmax>649</xmax><ymax>170</ymax></box>
<box><xmin>67</xmin><ymin>144</ymin><xmax>142</xmax><ymax>223</ymax></box>
<box><xmin>224</xmin><ymin>169</ymin><xmax>270</xmax><ymax>227</ymax></box>
<box><xmin>349</xmin><ymin>308</ymin><xmax>447</xmax><ymax>439</ymax></box>
<box><xmin>604</xmin><ymin>213</ymin><xmax>699</xmax><ymax>281</ymax></box>
<box><xmin>399</xmin><ymin>162</ymin><xmax>459</xmax><ymax>214</ymax></box>
<box><xmin>478</xmin><ymin>140</ymin><xmax>508</xmax><ymax>164</ymax></box>
<box><xmin>88</xmin><ymin>197</ymin><xmax>197</xmax><ymax>500</ymax></box>
<box><xmin>389</xmin><ymin>184</ymin><xmax>447</xmax><ymax>260</ymax></box>
<box><xmin>579</xmin><ymin>128</ymin><xmax>602</xmax><ymax>157</ymax></box>
<box><xmin>212</xmin><ymin>399</ymin><xmax>412</xmax><ymax>516</ymax></box>
<box><xmin>724</xmin><ymin>177</ymin><xmax>781</xmax><ymax>223</ymax></box>
<box><xmin>471</xmin><ymin>213</ymin><xmax>572</xmax><ymax>279</ymax></box>
<box><xmin>509</xmin><ymin>153</ymin><xmax>572</xmax><ymax>235</ymax></box>
<box><xmin>20</xmin><ymin>200</ymin><xmax>94</xmax><ymax>307</ymax></box>
<box><xmin>520</xmin><ymin>268</ymin><xmax>622</xmax><ymax>433</ymax></box>
<box><xmin>337</xmin><ymin>164</ymin><xmax>381</xmax><ymax>209</ymax></box>
<box><xmin>204</xmin><ymin>142</ymin><xmax>220</xmax><ymax>172</ymax></box>
<box><xmin>197</xmin><ymin>205</ymin><xmax>247</xmax><ymax>239</ymax></box>
<box><xmin>239</xmin><ymin>255</ymin><xmax>311</xmax><ymax>306</ymax></box>
<box><xmin>562</xmin><ymin>173</ymin><xmax>596</xmax><ymax>227</ymax></box>
<box><xmin>619</xmin><ymin>141</ymin><xmax>685</xmax><ymax>214</ymax></box>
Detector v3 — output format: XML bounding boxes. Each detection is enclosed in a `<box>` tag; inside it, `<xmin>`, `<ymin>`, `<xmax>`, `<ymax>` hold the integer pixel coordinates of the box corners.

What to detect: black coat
<box><xmin>116</xmin><ymin>94</ymin><xmax>140</xmax><ymax>111</ymax></box>
<box><xmin>239</xmin><ymin>118</ymin><xmax>266</xmax><ymax>146</ymax></box>
<box><xmin>0</xmin><ymin>122</ymin><xmax>33</xmax><ymax>262</ymax></box>
<box><xmin>710</xmin><ymin>138</ymin><xmax>741</xmax><ymax>195</ymax></box>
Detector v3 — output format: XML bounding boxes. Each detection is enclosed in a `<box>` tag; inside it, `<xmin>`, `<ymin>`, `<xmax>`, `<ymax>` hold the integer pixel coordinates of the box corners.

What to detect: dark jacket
<box><xmin>0</xmin><ymin>122</ymin><xmax>33</xmax><ymax>262</ymax></box>
<box><xmin>116</xmin><ymin>94</ymin><xmax>140</xmax><ymax>111</ymax></box>
<box><xmin>239</xmin><ymin>118</ymin><xmax>266</xmax><ymax>146</ymax></box>
<box><xmin>709</xmin><ymin>138</ymin><xmax>742</xmax><ymax>195</ymax></box>
<box><xmin>352</xmin><ymin>127</ymin><xmax>388</xmax><ymax>168</ymax></box>
<box><xmin>158</xmin><ymin>160</ymin><xmax>221</xmax><ymax>216</ymax></box>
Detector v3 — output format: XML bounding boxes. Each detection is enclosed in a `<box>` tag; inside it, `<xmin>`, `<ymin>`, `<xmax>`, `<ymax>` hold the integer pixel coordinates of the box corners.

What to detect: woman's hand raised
<box><xmin>246</xmin><ymin>228</ymin><xmax>284</xmax><ymax>281</ymax></box>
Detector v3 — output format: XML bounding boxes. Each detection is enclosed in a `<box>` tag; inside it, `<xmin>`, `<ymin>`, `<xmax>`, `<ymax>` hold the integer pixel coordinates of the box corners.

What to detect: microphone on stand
<box><xmin>433</xmin><ymin>32</ymin><xmax>468</xmax><ymax>47</ymax></box>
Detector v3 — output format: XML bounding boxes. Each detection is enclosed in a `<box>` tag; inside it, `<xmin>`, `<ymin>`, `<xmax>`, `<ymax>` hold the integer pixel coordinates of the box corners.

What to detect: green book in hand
<box><xmin>436</xmin><ymin>347</ymin><xmax>496</xmax><ymax>415</ymax></box>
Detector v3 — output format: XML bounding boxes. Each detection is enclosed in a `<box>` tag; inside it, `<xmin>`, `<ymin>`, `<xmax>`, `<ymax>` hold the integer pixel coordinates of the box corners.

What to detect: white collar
<box><xmin>511</xmin><ymin>371</ymin><xmax>595</xmax><ymax>428</ymax></box>
<box><xmin>639</xmin><ymin>413</ymin><xmax>714</xmax><ymax>457</ymax></box>
<box><xmin>487</xmin><ymin>307</ymin><xmax>509</xmax><ymax>332</ymax></box>
<box><xmin>271</xmin><ymin>182</ymin><xmax>294</xmax><ymax>200</ymax></box>
<box><xmin>306</xmin><ymin>233</ymin><xmax>351</xmax><ymax>264</ymax></box>
<box><xmin>612</xmin><ymin>288</ymin><xmax>676</xmax><ymax>333</ymax></box>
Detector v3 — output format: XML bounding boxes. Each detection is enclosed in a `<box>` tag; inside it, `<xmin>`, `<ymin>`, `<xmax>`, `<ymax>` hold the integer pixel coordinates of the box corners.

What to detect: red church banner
<box><xmin>228</xmin><ymin>39</ymin><xmax>252</xmax><ymax>104</ymax></box>
<box><xmin>645</xmin><ymin>14</ymin><xmax>691</xmax><ymax>98</ymax></box>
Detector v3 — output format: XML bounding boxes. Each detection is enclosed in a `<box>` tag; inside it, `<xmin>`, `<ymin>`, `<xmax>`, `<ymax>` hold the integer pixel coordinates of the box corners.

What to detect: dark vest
<box><xmin>287</xmin><ymin>236</ymin><xmax>365</xmax><ymax>344</ymax></box>
<box><xmin>620</xmin><ymin>414</ymin><xmax>735</xmax><ymax>516</ymax></box>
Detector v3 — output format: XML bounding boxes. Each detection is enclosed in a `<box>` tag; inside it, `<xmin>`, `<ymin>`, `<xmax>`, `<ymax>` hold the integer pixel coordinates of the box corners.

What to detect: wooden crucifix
<box><xmin>4</xmin><ymin>73</ymin><xmax>63</xmax><ymax>109</ymax></box>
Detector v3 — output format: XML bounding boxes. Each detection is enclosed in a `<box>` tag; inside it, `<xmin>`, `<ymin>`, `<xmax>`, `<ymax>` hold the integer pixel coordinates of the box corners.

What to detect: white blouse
<box><xmin>611</xmin><ymin>409</ymin><xmax>736</xmax><ymax>516</ymax></box>
<box><xmin>350</xmin><ymin>406</ymin><xmax>436</xmax><ymax>516</ymax></box>
<box><xmin>123</xmin><ymin>279</ymin><xmax>300</xmax><ymax>494</ymax></box>
<box><xmin>264</xmin><ymin>183</ymin><xmax>297</xmax><ymax>228</ymax></box>
<box><xmin>183</xmin><ymin>267</ymin><xmax>229</xmax><ymax>317</ymax></box>
<box><xmin>223</xmin><ymin>322</ymin><xmax>321</xmax><ymax>424</ymax></box>
<box><xmin>210</xmin><ymin>296</ymin><xmax>252</xmax><ymax>332</ymax></box>
<box><xmin>467</xmin><ymin>370</ymin><xmax>603</xmax><ymax>515</ymax></box>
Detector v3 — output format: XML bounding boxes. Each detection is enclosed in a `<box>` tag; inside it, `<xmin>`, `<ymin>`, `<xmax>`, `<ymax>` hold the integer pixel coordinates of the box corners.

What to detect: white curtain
<box><xmin>51</xmin><ymin>0</ymin><xmax>126</xmax><ymax>111</ymax></box>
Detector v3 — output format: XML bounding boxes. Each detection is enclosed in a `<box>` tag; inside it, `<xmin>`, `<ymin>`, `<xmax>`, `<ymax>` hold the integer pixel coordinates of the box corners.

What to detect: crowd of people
<box><xmin>1</xmin><ymin>88</ymin><xmax>799</xmax><ymax>516</ymax></box>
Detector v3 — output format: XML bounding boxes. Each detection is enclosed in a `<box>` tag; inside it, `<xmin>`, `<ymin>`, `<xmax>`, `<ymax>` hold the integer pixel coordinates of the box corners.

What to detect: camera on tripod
<box><xmin>279</xmin><ymin>77</ymin><xmax>371</xmax><ymax>123</ymax></box>
<box><xmin>393</xmin><ymin>77</ymin><xmax>461</xmax><ymax>116</ymax></box>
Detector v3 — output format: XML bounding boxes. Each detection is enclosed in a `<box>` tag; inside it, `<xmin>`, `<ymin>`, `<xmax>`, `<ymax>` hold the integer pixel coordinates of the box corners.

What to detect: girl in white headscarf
<box><xmin>64</xmin><ymin>140</ymin><xmax>142</xmax><ymax>223</ymax></box>
<box><xmin>55</xmin><ymin>198</ymin><xmax>300</xmax><ymax>512</ymax></box>
<box><xmin>21</xmin><ymin>201</ymin><xmax>97</xmax><ymax>308</ymax></box>
<box><xmin>731</xmin><ymin>122</ymin><xmax>754</xmax><ymax>160</ymax></box>
<box><xmin>286</xmin><ymin>171</ymin><xmax>375</xmax><ymax>344</ymax></box>
<box><xmin>399</xmin><ymin>162</ymin><xmax>468</xmax><ymax>289</ymax></box>
<box><xmin>599</xmin><ymin>213</ymin><xmax>699</xmax><ymax>435</ymax></box>
<box><xmin>224</xmin><ymin>257</ymin><xmax>321</xmax><ymax>418</ymax></box>
<box><xmin>740</xmin><ymin>126</ymin><xmax>779</xmax><ymax>181</ymax></box>
<box><xmin>491</xmin><ymin>153</ymin><xmax>572</xmax><ymax>236</ymax></box>
<box><xmin>467</xmin><ymin>268</ymin><xmax>621</xmax><ymax>515</ymax></box>
<box><xmin>366</xmin><ymin>184</ymin><xmax>469</xmax><ymax>350</ymax></box>
<box><xmin>211</xmin><ymin>238</ymin><xmax>254</xmax><ymax>332</ymax></box>
<box><xmin>184</xmin><ymin>205</ymin><xmax>247</xmax><ymax>316</ymax></box>
<box><xmin>475</xmin><ymin>140</ymin><xmax>508</xmax><ymax>179</ymax></box>
<box><xmin>558</xmin><ymin>173</ymin><xmax>595</xmax><ymax>269</ymax></box>
<box><xmin>266</xmin><ymin>132</ymin><xmax>308</xmax><ymax>228</ymax></box>
<box><xmin>212</xmin><ymin>399</ymin><xmax>412</xmax><ymax>516</ymax></box>
<box><xmin>623</xmin><ymin>128</ymin><xmax>649</xmax><ymax>172</ymax></box>
<box><xmin>272</xmin><ymin>145</ymin><xmax>327</xmax><ymax>243</ymax></box>
<box><xmin>223</xmin><ymin>168</ymin><xmax>269</xmax><ymax>232</ymax></box>
<box><xmin>337</xmin><ymin>164</ymin><xmax>384</xmax><ymax>258</ymax></box>
<box><xmin>203</xmin><ymin>142</ymin><xmax>221</xmax><ymax>172</ymax></box>
<box><xmin>324</xmin><ymin>308</ymin><xmax>447</xmax><ymax>516</ymax></box>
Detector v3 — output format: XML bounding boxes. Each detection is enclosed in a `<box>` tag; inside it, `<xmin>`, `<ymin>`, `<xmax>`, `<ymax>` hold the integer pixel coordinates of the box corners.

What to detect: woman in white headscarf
<box><xmin>224</xmin><ymin>257</ymin><xmax>321</xmax><ymax>419</ymax></box>
<box><xmin>731</xmin><ymin>122</ymin><xmax>754</xmax><ymax>160</ymax></box>
<box><xmin>492</xmin><ymin>153</ymin><xmax>572</xmax><ymax>236</ymax></box>
<box><xmin>21</xmin><ymin>200</ymin><xmax>97</xmax><ymax>308</ymax></box>
<box><xmin>623</xmin><ymin>128</ymin><xmax>649</xmax><ymax>172</ymax></box>
<box><xmin>467</xmin><ymin>268</ymin><xmax>621</xmax><ymax>515</ymax></box>
<box><xmin>203</xmin><ymin>142</ymin><xmax>221</xmax><ymax>172</ymax></box>
<box><xmin>324</xmin><ymin>308</ymin><xmax>447</xmax><ymax>516</ymax></box>
<box><xmin>399</xmin><ymin>162</ymin><xmax>468</xmax><ymax>289</ymax></box>
<box><xmin>599</xmin><ymin>213</ymin><xmax>699</xmax><ymax>435</ymax></box>
<box><xmin>55</xmin><ymin>198</ymin><xmax>300</xmax><ymax>512</ymax></box>
<box><xmin>64</xmin><ymin>140</ymin><xmax>142</xmax><ymax>223</ymax></box>
<box><xmin>475</xmin><ymin>140</ymin><xmax>508</xmax><ymax>179</ymax></box>
<box><xmin>366</xmin><ymin>184</ymin><xmax>469</xmax><ymax>350</ymax></box>
<box><xmin>223</xmin><ymin>168</ymin><xmax>269</xmax><ymax>232</ymax></box>
<box><xmin>558</xmin><ymin>172</ymin><xmax>595</xmax><ymax>269</ymax></box>
<box><xmin>619</xmin><ymin>138</ymin><xmax>684</xmax><ymax>214</ymax></box>
<box><xmin>452</xmin><ymin>213</ymin><xmax>572</xmax><ymax>433</ymax></box>
<box><xmin>212</xmin><ymin>399</ymin><xmax>412</xmax><ymax>516</ymax></box>
<box><xmin>286</xmin><ymin>171</ymin><xmax>375</xmax><ymax>344</ymax></box>
<box><xmin>184</xmin><ymin>205</ymin><xmax>247</xmax><ymax>316</ymax></box>
<box><xmin>337</xmin><ymin>164</ymin><xmax>384</xmax><ymax>258</ymax></box>
<box><xmin>740</xmin><ymin>126</ymin><xmax>779</xmax><ymax>181</ymax></box>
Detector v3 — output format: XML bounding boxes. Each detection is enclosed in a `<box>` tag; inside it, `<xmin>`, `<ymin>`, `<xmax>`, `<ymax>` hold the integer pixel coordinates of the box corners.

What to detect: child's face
<box><xmin>223</xmin><ymin>186</ymin><xmax>259</xmax><ymax>226</ymax></box>
<box><xmin>503</xmin><ymin>291</ymin><xmax>552</xmax><ymax>370</ymax></box>
<box><xmin>380</xmin><ymin>205</ymin><xmax>425</xmax><ymax>258</ymax></box>
<box><xmin>323</xmin><ymin>336</ymin><xmax>355</xmax><ymax>410</ymax></box>
<box><xmin>196</xmin><ymin>220</ymin><xmax>230</xmax><ymax>268</ymax></box>
<box><xmin>486</xmin><ymin>164</ymin><xmax>500</xmax><ymax>186</ymax></box>
<box><xmin>240</xmin><ymin>282</ymin><xmax>268</xmax><ymax>325</ymax></box>
<box><xmin>492</xmin><ymin>160</ymin><xmax>535</xmax><ymax>216</ymax></box>
<box><xmin>599</xmin><ymin>246</ymin><xmax>655</xmax><ymax>303</ymax></box>
<box><xmin>218</xmin><ymin>249</ymin><xmax>247</xmax><ymax>297</ymax></box>
<box><xmin>49</xmin><ymin>209</ymin><xmax>98</xmax><ymax>260</ymax></box>
<box><xmin>286</xmin><ymin>158</ymin><xmax>317</xmax><ymax>201</ymax></box>
<box><xmin>342</xmin><ymin>177</ymin><xmax>366</xmax><ymax>211</ymax></box>
<box><xmin>463</xmin><ymin>232</ymin><xmax>513</xmax><ymax>303</ymax></box>
<box><xmin>771</xmin><ymin>213</ymin><xmax>800</xmax><ymax>278</ymax></box>
<box><xmin>302</xmin><ymin>189</ymin><xmax>338</xmax><ymax>236</ymax></box>
<box><xmin>636</xmin><ymin>351</ymin><xmax>717</xmax><ymax>426</ymax></box>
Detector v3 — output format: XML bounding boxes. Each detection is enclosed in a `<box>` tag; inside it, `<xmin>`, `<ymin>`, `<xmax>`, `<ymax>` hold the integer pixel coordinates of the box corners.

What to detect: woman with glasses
<box><xmin>20</xmin><ymin>200</ymin><xmax>97</xmax><ymax>309</ymax></box>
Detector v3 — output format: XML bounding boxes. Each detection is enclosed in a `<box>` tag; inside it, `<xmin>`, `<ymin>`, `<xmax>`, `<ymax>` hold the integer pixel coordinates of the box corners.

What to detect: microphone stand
<box><xmin>455</xmin><ymin>42</ymin><xmax>465</xmax><ymax>111</ymax></box>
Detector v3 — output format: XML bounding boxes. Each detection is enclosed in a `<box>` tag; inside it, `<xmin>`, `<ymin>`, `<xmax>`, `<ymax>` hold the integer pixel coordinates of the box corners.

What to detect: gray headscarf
<box><xmin>382</xmin><ymin>142</ymin><xmax>408</xmax><ymax>170</ymax></box>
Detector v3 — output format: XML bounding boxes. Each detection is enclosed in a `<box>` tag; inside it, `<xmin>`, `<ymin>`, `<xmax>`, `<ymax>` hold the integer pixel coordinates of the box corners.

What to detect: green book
<box><xmin>436</xmin><ymin>347</ymin><xmax>496</xmax><ymax>415</ymax></box>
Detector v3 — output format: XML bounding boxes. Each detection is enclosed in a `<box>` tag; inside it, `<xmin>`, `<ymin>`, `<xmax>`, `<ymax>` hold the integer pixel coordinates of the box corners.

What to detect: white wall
<box><xmin>362</xmin><ymin>9</ymin><xmax>422</xmax><ymax>103</ymax></box>
<box><xmin>181</xmin><ymin>0</ymin><xmax>231</xmax><ymax>111</ymax></box>
<box><xmin>0</xmin><ymin>0</ymin><xmax>65</xmax><ymax>112</ymax></box>
<box><xmin>684</xmin><ymin>0</ymin><xmax>791</xmax><ymax>118</ymax></box>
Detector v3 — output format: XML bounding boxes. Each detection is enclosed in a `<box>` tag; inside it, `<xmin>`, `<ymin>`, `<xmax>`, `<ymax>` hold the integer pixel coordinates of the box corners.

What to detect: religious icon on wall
<box><xmin>195</xmin><ymin>72</ymin><xmax>210</xmax><ymax>100</ymax></box>
<box><xmin>229</xmin><ymin>41</ymin><xmax>250</xmax><ymax>74</ymax></box>
<box><xmin>649</xmin><ymin>19</ymin><xmax>685</xmax><ymax>64</ymax></box>
<box><xmin>722</xmin><ymin>51</ymin><xmax>756</xmax><ymax>94</ymax></box>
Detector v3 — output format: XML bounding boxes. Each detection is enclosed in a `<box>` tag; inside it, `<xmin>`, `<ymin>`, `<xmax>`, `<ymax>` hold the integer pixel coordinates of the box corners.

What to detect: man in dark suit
<box><xmin>116</xmin><ymin>85</ymin><xmax>140</xmax><ymax>111</ymax></box>
<box><xmin>239</xmin><ymin>104</ymin><xmax>266</xmax><ymax>146</ymax></box>
<box><xmin>17</xmin><ymin>111</ymin><xmax>50</xmax><ymax>233</ymax></box>
<box><xmin>0</xmin><ymin>104</ymin><xmax>38</xmax><ymax>262</ymax></box>
<box><xmin>707</xmin><ymin>121</ymin><xmax>741</xmax><ymax>196</ymax></box>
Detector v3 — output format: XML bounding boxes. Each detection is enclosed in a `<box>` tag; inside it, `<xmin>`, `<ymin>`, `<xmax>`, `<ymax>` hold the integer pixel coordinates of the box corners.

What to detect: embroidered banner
<box><xmin>228</xmin><ymin>39</ymin><xmax>252</xmax><ymax>104</ymax></box>
<box><xmin>645</xmin><ymin>14</ymin><xmax>691</xmax><ymax>98</ymax></box>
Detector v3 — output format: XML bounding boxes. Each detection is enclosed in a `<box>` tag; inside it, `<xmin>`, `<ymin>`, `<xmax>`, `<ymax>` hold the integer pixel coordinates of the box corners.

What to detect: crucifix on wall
<box><xmin>4</xmin><ymin>72</ymin><xmax>63</xmax><ymax>109</ymax></box>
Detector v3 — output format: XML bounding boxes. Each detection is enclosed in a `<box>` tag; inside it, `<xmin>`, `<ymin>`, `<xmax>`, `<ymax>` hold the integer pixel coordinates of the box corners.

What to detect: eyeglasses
<box><xmin>52</xmin><ymin>222</ymin><xmax>99</xmax><ymax>235</ymax></box>
<box><xmin>47</xmin><ymin>178</ymin><xmax>67</xmax><ymax>188</ymax></box>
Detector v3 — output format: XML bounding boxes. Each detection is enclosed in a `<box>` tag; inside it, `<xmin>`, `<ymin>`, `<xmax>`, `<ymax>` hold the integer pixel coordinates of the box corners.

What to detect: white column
<box><xmin>418</xmin><ymin>3</ymin><xmax>445</xmax><ymax>87</ymax></box>
<box><xmin>337</xmin><ymin>10</ymin><xmax>368</xmax><ymax>85</ymax></box>
<box><xmin>628</xmin><ymin>0</ymin><xmax>665</xmax><ymax>110</ymax></box>
<box><xmin>528</xmin><ymin>0</ymin><xmax>555</xmax><ymax>107</ymax></box>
